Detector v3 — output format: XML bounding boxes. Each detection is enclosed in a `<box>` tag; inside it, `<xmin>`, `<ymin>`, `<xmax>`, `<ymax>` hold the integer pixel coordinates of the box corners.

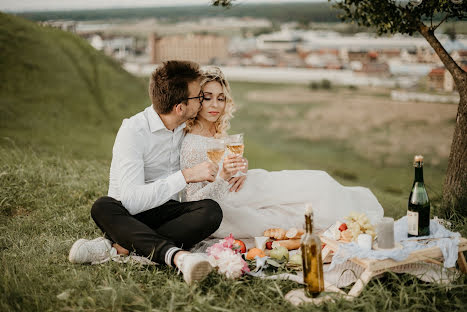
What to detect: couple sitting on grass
<box><xmin>69</xmin><ymin>60</ymin><xmax>383</xmax><ymax>284</ymax></box>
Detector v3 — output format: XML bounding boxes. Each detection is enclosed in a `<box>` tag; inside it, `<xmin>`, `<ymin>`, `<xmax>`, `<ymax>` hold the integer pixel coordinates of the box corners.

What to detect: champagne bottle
<box><xmin>407</xmin><ymin>155</ymin><xmax>430</xmax><ymax>237</ymax></box>
<box><xmin>300</xmin><ymin>204</ymin><xmax>325</xmax><ymax>297</ymax></box>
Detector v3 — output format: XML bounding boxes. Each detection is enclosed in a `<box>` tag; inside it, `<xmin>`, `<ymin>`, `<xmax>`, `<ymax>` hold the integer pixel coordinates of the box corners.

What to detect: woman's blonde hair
<box><xmin>185</xmin><ymin>66</ymin><xmax>235</xmax><ymax>138</ymax></box>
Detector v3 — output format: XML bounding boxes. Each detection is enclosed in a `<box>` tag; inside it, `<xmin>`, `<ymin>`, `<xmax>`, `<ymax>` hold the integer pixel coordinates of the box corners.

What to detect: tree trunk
<box><xmin>419</xmin><ymin>25</ymin><xmax>467</xmax><ymax>218</ymax></box>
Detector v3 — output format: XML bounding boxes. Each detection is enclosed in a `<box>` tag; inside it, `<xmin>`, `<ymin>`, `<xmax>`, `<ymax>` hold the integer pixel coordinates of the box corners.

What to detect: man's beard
<box><xmin>181</xmin><ymin>110</ymin><xmax>198</xmax><ymax>123</ymax></box>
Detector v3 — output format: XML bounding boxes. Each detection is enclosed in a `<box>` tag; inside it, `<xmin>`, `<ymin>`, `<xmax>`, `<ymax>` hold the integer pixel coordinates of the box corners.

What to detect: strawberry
<box><xmin>265</xmin><ymin>241</ymin><xmax>273</xmax><ymax>250</ymax></box>
<box><xmin>322</xmin><ymin>243</ymin><xmax>326</xmax><ymax>249</ymax></box>
<box><xmin>338</xmin><ymin>223</ymin><xmax>348</xmax><ymax>232</ymax></box>
<box><xmin>233</xmin><ymin>239</ymin><xmax>246</xmax><ymax>254</ymax></box>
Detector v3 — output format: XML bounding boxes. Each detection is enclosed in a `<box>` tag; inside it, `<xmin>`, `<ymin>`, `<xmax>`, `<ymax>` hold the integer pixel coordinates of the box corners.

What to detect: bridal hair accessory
<box><xmin>201</xmin><ymin>66</ymin><xmax>226</xmax><ymax>82</ymax></box>
<box><xmin>200</xmin><ymin>66</ymin><xmax>231</xmax><ymax>92</ymax></box>
<box><xmin>206</xmin><ymin>234</ymin><xmax>250</xmax><ymax>279</ymax></box>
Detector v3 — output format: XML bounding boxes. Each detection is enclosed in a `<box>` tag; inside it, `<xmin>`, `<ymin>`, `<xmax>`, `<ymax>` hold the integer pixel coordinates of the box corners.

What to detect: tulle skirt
<box><xmin>212</xmin><ymin>169</ymin><xmax>384</xmax><ymax>238</ymax></box>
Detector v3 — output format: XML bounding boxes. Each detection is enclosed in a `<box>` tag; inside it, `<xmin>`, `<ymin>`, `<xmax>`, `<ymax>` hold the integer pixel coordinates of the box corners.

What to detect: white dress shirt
<box><xmin>108</xmin><ymin>105</ymin><xmax>187</xmax><ymax>215</ymax></box>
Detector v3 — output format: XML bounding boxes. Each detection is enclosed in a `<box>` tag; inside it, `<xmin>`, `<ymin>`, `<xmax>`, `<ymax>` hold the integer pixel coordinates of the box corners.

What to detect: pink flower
<box><xmin>206</xmin><ymin>234</ymin><xmax>249</xmax><ymax>279</ymax></box>
<box><xmin>222</xmin><ymin>233</ymin><xmax>235</xmax><ymax>249</ymax></box>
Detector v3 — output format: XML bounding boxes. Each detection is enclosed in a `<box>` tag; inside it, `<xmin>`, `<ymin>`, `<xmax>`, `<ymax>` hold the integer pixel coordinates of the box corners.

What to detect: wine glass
<box><xmin>206</xmin><ymin>138</ymin><xmax>225</xmax><ymax>164</ymax></box>
<box><xmin>226</xmin><ymin>133</ymin><xmax>244</xmax><ymax>157</ymax></box>
<box><xmin>227</xmin><ymin>133</ymin><xmax>245</xmax><ymax>176</ymax></box>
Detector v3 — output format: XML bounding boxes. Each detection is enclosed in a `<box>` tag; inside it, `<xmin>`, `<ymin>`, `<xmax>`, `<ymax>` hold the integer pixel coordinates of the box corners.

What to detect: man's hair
<box><xmin>148</xmin><ymin>60</ymin><xmax>201</xmax><ymax>114</ymax></box>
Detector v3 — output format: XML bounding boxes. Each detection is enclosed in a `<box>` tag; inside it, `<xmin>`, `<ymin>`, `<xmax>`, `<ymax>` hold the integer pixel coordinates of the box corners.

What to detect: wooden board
<box><xmin>320</xmin><ymin>236</ymin><xmax>467</xmax><ymax>272</ymax></box>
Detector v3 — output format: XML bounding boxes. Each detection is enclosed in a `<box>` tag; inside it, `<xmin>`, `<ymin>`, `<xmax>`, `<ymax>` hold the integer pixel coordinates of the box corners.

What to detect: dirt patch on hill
<box><xmin>249</xmin><ymin>88</ymin><xmax>457</xmax><ymax>166</ymax></box>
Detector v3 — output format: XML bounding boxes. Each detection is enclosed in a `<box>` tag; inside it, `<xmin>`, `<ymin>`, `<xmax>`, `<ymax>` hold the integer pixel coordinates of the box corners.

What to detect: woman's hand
<box><xmin>241</xmin><ymin>157</ymin><xmax>248</xmax><ymax>173</ymax></box>
<box><xmin>228</xmin><ymin>175</ymin><xmax>247</xmax><ymax>192</ymax></box>
<box><xmin>219</xmin><ymin>155</ymin><xmax>246</xmax><ymax>181</ymax></box>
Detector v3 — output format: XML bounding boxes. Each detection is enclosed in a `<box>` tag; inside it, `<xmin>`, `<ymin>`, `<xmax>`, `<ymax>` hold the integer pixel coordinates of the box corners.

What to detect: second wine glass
<box><xmin>206</xmin><ymin>138</ymin><xmax>225</xmax><ymax>164</ymax></box>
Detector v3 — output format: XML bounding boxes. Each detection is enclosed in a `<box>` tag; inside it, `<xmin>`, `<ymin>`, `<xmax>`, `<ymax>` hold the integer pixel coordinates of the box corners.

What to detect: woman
<box><xmin>180</xmin><ymin>67</ymin><xmax>383</xmax><ymax>238</ymax></box>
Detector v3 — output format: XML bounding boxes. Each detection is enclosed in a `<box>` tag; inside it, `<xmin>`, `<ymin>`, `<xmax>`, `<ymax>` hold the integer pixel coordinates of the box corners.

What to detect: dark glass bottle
<box><xmin>407</xmin><ymin>155</ymin><xmax>430</xmax><ymax>237</ymax></box>
<box><xmin>300</xmin><ymin>204</ymin><xmax>324</xmax><ymax>297</ymax></box>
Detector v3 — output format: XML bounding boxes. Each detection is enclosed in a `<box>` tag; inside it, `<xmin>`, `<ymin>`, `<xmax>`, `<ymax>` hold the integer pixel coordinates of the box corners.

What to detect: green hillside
<box><xmin>0</xmin><ymin>12</ymin><xmax>148</xmax><ymax>160</ymax></box>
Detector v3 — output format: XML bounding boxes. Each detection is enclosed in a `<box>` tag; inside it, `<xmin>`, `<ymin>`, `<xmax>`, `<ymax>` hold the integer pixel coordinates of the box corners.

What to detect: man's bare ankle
<box><xmin>112</xmin><ymin>243</ymin><xmax>129</xmax><ymax>256</ymax></box>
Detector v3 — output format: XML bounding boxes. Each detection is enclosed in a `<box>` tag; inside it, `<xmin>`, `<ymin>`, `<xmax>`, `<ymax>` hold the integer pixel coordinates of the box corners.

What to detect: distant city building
<box><xmin>256</xmin><ymin>30</ymin><xmax>302</xmax><ymax>52</ymax></box>
<box><xmin>357</xmin><ymin>62</ymin><xmax>390</xmax><ymax>76</ymax></box>
<box><xmin>451</xmin><ymin>50</ymin><xmax>467</xmax><ymax>65</ymax></box>
<box><xmin>39</xmin><ymin>20</ymin><xmax>76</xmax><ymax>33</ymax></box>
<box><xmin>85</xmin><ymin>34</ymin><xmax>135</xmax><ymax>59</ymax></box>
<box><xmin>428</xmin><ymin>68</ymin><xmax>446</xmax><ymax>90</ymax></box>
<box><xmin>90</xmin><ymin>35</ymin><xmax>104</xmax><ymax>50</ymax></box>
<box><xmin>427</xmin><ymin>66</ymin><xmax>467</xmax><ymax>92</ymax></box>
<box><xmin>148</xmin><ymin>33</ymin><xmax>229</xmax><ymax>65</ymax></box>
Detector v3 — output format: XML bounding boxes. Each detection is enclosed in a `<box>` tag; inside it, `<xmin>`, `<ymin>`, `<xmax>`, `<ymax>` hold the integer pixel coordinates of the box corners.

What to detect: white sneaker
<box><xmin>177</xmin><ymin>253</ymin><xmax>212</xmax><ymax>285</ymax></box>
<box><xmin>68</xmin><ymin>237</ymin><xmax>117</xmax><ymax>264</ymax></box>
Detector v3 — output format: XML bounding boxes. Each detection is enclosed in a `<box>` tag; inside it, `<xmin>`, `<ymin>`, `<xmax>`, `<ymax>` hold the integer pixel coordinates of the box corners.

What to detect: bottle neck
<box><xmin>414</xmin><ymin>166</ymin><xmax>424</xmax><ymax>183</ymax></box>
<box><xmin>305</xmin><ymin>215</ymin><xmax>313</xmax><ymax>233</ymax></box>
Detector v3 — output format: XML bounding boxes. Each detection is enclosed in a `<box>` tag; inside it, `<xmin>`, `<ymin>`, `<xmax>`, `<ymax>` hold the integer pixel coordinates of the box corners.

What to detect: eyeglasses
<box><xmin>185</xmin><ymin>91</ymin><xmax>204</xmax><ymax>104</ymax></box>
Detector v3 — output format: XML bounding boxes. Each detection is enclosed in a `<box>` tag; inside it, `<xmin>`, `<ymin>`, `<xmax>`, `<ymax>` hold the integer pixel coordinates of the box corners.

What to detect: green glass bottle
<box><xmin>407</xmin><ymin>155</ymin><xmax>430</xmax><ymax>237</ymax></box>
<box><xmin>300</xmin><ymin>204</ymin><xmax>324</xmax><ymax>297</ymax></box>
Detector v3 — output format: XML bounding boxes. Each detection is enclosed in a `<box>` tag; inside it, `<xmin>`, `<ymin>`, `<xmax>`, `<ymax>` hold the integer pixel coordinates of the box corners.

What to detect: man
<box><xmin>69</xmin><ymin>61</ymin><xmax>223</xmax><ymax>285</ymax></box>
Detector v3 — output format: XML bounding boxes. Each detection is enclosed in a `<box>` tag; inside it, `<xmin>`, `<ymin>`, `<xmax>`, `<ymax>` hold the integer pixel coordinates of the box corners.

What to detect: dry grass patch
<box><xmin>249</xmin><ymin>88</ymin><xmax>457</xmax><ymax>166</ymax></box>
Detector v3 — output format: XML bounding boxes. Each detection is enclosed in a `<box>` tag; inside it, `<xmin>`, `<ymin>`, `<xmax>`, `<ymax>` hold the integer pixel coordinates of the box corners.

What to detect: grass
<box><xmin>1</xmin><ymin>144</ymin><xmax>466</xmax><ymax>311</ymax></box>
<box><xmin>1</xmin><ymin>12</ymin><xmax>466</xmax><ymax>312</ymax></box>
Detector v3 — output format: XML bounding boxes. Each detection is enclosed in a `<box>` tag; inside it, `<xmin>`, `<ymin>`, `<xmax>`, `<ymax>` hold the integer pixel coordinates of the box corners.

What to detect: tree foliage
<box><xmin>213</xmin><ymin>1</ymin><xmax>466</xmax><ymax>34</ymax></box>
<box><xmin>331</xmin><ymin>0</ymin><xmax>466</xmax><ymax>35</ymax></box>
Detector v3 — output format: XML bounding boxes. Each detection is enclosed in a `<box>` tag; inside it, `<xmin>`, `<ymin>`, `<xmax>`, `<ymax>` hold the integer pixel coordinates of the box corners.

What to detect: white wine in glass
<box><xmin>227</xmin><ymin>133</ymin><xmax>244</xmax><ymax>156</ymax></box>
<box><xmin>206</xmin><ymin>139</ymin><xmax>225</xmax><ymax>164</ymax></box>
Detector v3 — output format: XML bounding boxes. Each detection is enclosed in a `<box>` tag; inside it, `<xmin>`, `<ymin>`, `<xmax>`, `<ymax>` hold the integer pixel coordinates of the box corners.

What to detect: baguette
<box><xmin>271</xmin><ymin>239</ymin><xmax>301</xmax><ymax>250</ymax></box>
<box><xmin>285</xmin><ymin>228</ymin><xmax>304</xmax><ymax>239</ymax></box>
<box><xmin>263</xmin><ymin>228</ymin><xmax>287</xmax><ymax>240</ymax></box>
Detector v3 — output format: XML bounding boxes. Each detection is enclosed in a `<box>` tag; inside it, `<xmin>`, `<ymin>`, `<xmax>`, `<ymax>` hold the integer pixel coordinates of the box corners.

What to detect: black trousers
<box><xmin>91</xmin><ymin>196</ymin><xmax>222</xmax><ymax>266</ymax></box>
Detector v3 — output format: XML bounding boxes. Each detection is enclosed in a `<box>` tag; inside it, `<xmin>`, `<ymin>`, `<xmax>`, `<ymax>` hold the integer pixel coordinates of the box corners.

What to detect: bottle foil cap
<box><xmin>413</xmin><ymin>155</ymin><xmax>424</xmax><ymax>167</ymax></box>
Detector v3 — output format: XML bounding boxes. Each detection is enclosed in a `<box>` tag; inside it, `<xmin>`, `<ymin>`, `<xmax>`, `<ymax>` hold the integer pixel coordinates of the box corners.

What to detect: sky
<box><xmin>0</xmin><ymin>0</ymin><xmax>323</xmax><ymax>12</ymax></box>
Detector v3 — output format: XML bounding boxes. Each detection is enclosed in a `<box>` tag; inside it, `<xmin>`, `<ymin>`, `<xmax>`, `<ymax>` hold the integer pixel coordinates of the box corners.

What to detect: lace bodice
<box><xmin>180</xmin><ymin>133</ymin><xmax>230</xmax><ymax>202</ymax></box>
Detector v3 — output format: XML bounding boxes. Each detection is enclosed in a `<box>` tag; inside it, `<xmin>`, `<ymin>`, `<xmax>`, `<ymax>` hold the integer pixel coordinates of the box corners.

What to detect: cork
<box><xmin>413</xmin><ymin>155</ymin><xmax>424</xmax><ymax>167</ymax></box>
<box><xmin>414</xmin><ymin>155</ymin><xmax>424</xmax><ymax>162</ymax></box>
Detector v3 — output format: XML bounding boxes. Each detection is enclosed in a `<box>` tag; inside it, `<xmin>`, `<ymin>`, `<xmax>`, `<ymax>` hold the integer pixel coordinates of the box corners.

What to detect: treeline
<box><xmin>17</xmin><ymin>2</ymin><xmax>342</xmax><ymax>24</ymax></box>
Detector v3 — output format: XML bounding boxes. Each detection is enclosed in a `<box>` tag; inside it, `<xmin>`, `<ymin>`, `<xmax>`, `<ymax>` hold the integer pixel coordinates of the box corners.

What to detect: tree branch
<box><xmin>433</xmin><ymin>14</ymin><xmax>449</xmax><ymax>31</ymax></box>
<box><xmin>419</xmin><ymin>24</ymin><xmax>465</xmax><ymax>83</ymax></box>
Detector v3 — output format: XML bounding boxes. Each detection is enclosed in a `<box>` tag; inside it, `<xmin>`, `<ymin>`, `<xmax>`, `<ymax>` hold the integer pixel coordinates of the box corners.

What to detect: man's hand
<box><xmin>182</xmin><ymin>161</ymin><xmax>219</xmax><ymax>183</ymax></box>
<box><xmin>228</xmin><ymin>175</ymin><xmax>247</xmax><ymax>192</ymax></box>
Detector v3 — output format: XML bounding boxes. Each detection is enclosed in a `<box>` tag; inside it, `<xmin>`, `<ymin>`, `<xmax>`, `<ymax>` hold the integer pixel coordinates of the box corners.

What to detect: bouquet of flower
<box><xmin>206</xmin><ymin>234</ymin><xmax>250</xmax><ymax>279</ymax></box>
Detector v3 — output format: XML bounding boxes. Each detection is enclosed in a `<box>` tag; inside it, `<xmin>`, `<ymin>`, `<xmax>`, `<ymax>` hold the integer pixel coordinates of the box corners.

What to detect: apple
<box><xmin>265</xmin><ymin>241</ymin><xmax>273</xmax><ymax>250</ymax></box>
<box><xmin>233</xmin><ymin>239</ymin><xmax>246</xmax><ymax>253</ymax></box>
<box><xmin>270</xmin><ymin>246</ymin><xmax>289</xmax><ymax>261</ymax></box>
<box><xmin>288</xmin><ymin>253</ymin><xmax>302</xmax><ymax>266</ymax></box>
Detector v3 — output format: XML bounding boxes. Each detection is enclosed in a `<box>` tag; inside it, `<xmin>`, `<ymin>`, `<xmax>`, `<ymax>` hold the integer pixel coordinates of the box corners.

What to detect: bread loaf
<box><xmin>285</xmin><ymin>228</ymin><xmax>304</xmax><ymax>239</ymax></box>
<box><xmin>271</xmin><ymin>239</ymin><xmax>301</xmax><ymax>250</ymax></box>
<box><xmin>263</xmin><ymin>228</ymin><xmax>287</xmax><ymax>240</ymax></box>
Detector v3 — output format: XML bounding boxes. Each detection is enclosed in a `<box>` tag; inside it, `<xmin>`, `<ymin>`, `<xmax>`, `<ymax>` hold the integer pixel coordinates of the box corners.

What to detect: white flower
<box><xmin>211</xmin><ymin>249</ymin><xmax>246</xmax><ymax>279</ymax></box>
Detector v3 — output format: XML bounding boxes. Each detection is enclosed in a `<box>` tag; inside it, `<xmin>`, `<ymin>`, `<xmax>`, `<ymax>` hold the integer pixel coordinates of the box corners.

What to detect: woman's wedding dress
<box><xmin>181</xmin><ymin>133</ymin><xmax>384</xmax><ymax>238</ymax></box>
